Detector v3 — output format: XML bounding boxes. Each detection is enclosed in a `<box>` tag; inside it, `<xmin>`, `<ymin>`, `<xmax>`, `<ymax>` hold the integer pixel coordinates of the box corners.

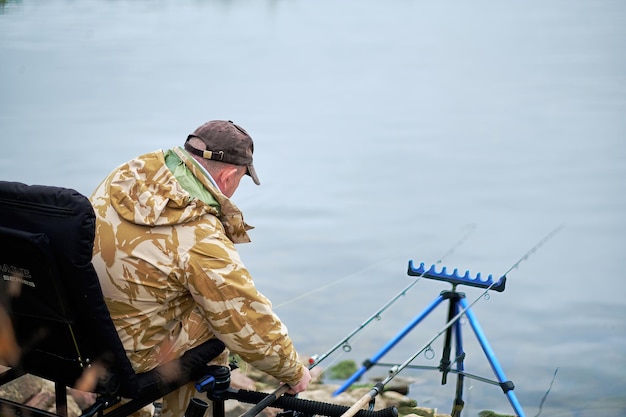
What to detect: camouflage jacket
<box><xmin>90</xmin><ymin>148</ymin><xmax>305</xmax><ymax>386</ymax></box>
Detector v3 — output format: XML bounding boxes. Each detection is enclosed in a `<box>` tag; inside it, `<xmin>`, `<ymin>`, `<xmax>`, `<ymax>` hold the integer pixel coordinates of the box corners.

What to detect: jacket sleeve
<box><xmin>184</xmin><ymin>232</ymin><xmax>305</xmax><ymax>386</ymax></box>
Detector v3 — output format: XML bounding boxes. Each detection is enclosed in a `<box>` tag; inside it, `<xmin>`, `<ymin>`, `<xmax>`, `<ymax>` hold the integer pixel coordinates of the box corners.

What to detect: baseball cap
<box><xmin>185</xmin><ymin>120</ymin><xmax>260</xmax><ymax>185</ymax></box>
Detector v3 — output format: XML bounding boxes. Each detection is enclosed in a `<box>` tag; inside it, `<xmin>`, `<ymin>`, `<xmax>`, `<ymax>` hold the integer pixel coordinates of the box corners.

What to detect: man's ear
<box><xmin>214</xmin><ymin>165</ymin><xmax>241</xmax><ymax>197</ymax></box>
<box><xmin>219</xmin><ymin>165</ymin><xmax>239</xmax><ymax>184</ymax></box>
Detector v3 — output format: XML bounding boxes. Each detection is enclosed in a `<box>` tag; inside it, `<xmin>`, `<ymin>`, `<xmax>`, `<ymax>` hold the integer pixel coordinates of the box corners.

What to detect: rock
<box><xmin>0</xmin><ymin>371</ymin><xmax>47</xmax><ymax>403</ymax></box>
<box><xmin>0</xmin><ymin>361</ymin><xmax>450</xmax><ymax>417</ymax></box>
<box><xmin>24</xmin><ymin>388</ymin><xmax>55</xmax><ymax>409</ymax></box>
<box><xmin>68</xmin><ymin>387</ymin><xmax>97</xmax><ymax>410</ymax></box>
<box><xmin>0</xmin><ymin>371</ymin><xmax>88</xmax><ymax>417</ymax></box>
<box><xmin>230</xmin><ymin>368</ymin><xmax>256</xmax><ymax>390</ymax></box>
<box><xmin>23</xmin><ymin>388</ymin><xmax>83</xmax><ymax>417</ymax></box>
<box><xmin>381</xmin><ymin>390</ymin><xmax>417</xmax><ymax>408</ymax></box>
<box><xmin>372</xmin><ymin>376</ymin><xmax>415</xmax><ymax>395</ymax></box>
<box><xmin>224</xmin><ymin>398</ymin><xmax>253</xmax><ymax>417</ymax></box>
<box><xmin>478</xmin><ymin>411</ymin><xmax>515</xmax><ymax>417</ymax></box>
<box><xmin>404</xmin><ymin>410</ymin><xmax>443</xmax><ymax>417</ymax></box>
<box><xmin>325</xmin><ymin>360</ymin><xmax>358</xmax><ymax>379</ymax></box>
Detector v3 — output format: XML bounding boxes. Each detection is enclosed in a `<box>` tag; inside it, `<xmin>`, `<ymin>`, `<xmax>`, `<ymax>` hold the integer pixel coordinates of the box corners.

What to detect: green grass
<box><xmin>325</xmin><ymin>360</ymin><xmax>358</xmax><ymax>380</ymax></box>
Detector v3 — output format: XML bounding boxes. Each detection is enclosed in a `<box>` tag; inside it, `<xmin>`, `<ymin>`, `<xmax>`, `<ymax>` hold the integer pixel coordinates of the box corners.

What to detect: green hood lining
<box><xmin>164</xmin><ymin>148</ymin><xmax>221</xmax><ymax>215</ymax></box>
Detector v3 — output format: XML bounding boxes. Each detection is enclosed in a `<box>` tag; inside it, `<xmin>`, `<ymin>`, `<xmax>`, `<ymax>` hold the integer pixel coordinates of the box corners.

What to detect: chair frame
<box><xmin>0</xmin><ymin>181</ymin><xmax>224</xmax><ymax>417</ymax></box>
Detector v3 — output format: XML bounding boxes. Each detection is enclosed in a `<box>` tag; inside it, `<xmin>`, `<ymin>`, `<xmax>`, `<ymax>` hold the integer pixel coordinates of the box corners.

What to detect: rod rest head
<box><xmin>407</xmin><ymin>260</ymin><xmax>506</xmax><ymax>292</ymax></box>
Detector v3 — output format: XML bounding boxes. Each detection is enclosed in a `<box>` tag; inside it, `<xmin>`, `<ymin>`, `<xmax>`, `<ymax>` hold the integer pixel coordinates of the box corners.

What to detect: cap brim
<box><xmin>247</xmin><ymin>164</ymin><xmax>260</xmax><ymax>185</ymax></box>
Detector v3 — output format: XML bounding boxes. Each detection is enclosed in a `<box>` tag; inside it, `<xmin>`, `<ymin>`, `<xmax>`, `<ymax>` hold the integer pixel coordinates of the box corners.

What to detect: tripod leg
<box><xmin>333</xmin><ymin>295</ymin><xmax>446</xmax><ymax>396</ymax></box>
<box><xmin>459</xmin><ymin>298</ymin><xmax>526</xmax><ymax>417</ymax></box>
<box><xmin>439</xmin><ymin>294</ymin><xmax>455</xmax><ymax>385</ymax></box>
<box><xmin>213</xmin><ymin>397</ymin><xmax>225</xmax><ymax>417</ymax></box>
<box><xmin>451</xmin><ymin>302</ymin><xmax>465</xmax><ymax>417</ymax></box>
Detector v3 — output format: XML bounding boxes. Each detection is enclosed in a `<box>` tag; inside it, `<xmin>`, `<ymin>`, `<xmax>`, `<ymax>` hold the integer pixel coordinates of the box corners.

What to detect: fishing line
<box><xmin>237</xmin><ymin>224</ymin><xmax>477</xmax><ymax>417</ymax></box>
<box><xmin>308</xmin><ymin>223</ymin><xmax>477</xmax><ymax>369</ymax></box>
<box><xmin>339</xmin><ymin>224</ymin><xmax>565</xmax><ymax>417</ymax></box>
<box><xmin>274</xmin><ymin>223</ymin><xmax>477</xmax><ymax>310</ymax></box>
<box><xmin>534</xmin><ymin>367</ymin><xmax>559</xmax><ymax>417</ymax></box>
<box><xmin>273</xmin><ymin>254</ymin><xmax>402</xmax><ymax>310</ymax></box>
<box><xmin>500</xmin><ymin>224</ymin><xmax>564</xmax><ymax>277</ymax></box>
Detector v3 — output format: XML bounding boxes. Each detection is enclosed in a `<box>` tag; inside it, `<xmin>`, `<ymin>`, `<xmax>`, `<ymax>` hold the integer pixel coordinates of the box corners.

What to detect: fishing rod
<box><xmin>339</xmin><ymin>224</ymin><xmax>564</xmax><ymax>417</ymax></box>
<box><xmin>307</xmin><ymin>224</ymin><xmax>477</xmax><ymax>369</ymax></box>
<box><xmin>239</xmin><ymin>384</ymin><xmax>292</xmax><ymax>417</ymax></box>
<box><xmin>238</xmin><ymin>225</ymin><xmax>476</xmax><ymax>417</ymax></box>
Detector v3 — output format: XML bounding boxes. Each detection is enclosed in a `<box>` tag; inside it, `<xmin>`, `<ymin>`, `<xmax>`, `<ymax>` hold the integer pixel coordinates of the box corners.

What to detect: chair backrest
<box><xmin>0</xmin><ymin>181</ymin><xmax>138</xmax><ymax>395</ymax></box>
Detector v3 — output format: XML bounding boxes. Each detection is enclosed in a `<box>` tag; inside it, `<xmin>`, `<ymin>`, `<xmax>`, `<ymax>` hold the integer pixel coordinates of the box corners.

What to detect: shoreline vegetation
<box><xmin>0</xmin><ymin>360</ymin><xmax>514</xmax><ymax>417</ymax></box>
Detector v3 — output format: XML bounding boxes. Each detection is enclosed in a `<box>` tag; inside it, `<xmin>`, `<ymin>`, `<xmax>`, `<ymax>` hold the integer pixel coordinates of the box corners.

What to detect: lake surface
<box><xmin>1</xmin><ymin>1</ymin><xmax>625</xmax><ymax>416</ymax></box>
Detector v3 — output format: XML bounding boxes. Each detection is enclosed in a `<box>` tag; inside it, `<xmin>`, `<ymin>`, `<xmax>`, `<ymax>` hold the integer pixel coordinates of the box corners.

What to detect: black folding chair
<box><xmin>0</xmin><ymin>181</ymin><xmax>225</xmax><ymax>417</ymax></box>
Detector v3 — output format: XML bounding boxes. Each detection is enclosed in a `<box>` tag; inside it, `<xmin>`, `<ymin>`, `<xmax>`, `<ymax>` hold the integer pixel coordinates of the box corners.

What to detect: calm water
<box><xmin>1</xmin><ymin>1</ymin><xmax>625</xmax><ymax>416</ymax></box>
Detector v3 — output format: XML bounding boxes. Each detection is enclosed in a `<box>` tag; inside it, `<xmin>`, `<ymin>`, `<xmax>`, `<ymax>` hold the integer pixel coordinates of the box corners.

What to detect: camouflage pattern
<box><xmin>90</xmin><ymin>148</ymin><xmax>305</xmax><ymax>416</ymax></box>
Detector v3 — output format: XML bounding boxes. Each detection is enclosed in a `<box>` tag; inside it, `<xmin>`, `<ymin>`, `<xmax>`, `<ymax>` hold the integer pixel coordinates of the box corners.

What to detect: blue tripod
<box><xmin>332</xmin><ymin>261</ymin><xmax>525</xmax><ymax>417</ymax></box>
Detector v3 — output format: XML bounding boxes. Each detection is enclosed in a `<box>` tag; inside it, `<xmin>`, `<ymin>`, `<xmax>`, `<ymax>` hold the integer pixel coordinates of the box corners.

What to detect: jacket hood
<box><xmin>103</xmin><ymin>149</ymin><xmax>253</xmax><ymax>243</ymax></box>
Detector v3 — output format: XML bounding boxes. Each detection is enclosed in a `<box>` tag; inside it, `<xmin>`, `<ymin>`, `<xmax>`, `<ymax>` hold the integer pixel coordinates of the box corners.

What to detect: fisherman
<box><xmin>90</xmin><ymin>120</ymin><xmax>311</xmax><ymax>417</ymax></box>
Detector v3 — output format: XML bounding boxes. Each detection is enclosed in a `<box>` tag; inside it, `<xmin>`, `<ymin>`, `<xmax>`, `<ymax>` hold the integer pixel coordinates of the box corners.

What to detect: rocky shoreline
<box><xmin>229</xmin><ymin>364</ymin><xmax>449</xmax><ymax>417</ymax></box>
<box><xmin>0</xmin><ymin>363</ymin><xmax>512</xmax><ymax>417</ymax></box>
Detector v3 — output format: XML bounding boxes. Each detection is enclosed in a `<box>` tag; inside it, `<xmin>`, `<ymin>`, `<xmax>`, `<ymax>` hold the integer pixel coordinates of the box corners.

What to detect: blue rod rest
<box><xmin>407</xmin><ymin>260</ymin><xmax>506</xmax><ymax>292</ymax></box>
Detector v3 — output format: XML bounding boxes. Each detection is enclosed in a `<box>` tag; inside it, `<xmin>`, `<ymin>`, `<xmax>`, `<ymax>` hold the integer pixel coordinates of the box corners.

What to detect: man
<box><xmin>90</xmin><ymin>120</ymin><xmax>311</xmax><ymax>417</ymax></box>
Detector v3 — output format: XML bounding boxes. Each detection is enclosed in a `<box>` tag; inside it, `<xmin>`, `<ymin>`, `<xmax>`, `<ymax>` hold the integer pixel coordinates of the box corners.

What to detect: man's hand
<box><xmin>287</xmin><ymin>367</ymin><xmax>312</xmax><ymax>395</ymax></box>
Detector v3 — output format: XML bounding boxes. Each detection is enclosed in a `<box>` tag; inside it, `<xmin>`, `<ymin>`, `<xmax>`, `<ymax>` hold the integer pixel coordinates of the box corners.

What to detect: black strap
<box><xmin>184</xmin><ymin>139</ymin><xmax>224</xmax><ymax>161</ymax></box>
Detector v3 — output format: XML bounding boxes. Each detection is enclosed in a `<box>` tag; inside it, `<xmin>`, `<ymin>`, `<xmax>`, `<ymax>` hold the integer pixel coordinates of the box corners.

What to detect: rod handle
<box><xmin>239</xmin><ymin>384</ymin><xmax>290</xmax><ymax>417</ymax></box>
<box><xmin>340</xmin><ymin>392</ymin><xmax>374</xmax><ymax>417</ymax></box>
